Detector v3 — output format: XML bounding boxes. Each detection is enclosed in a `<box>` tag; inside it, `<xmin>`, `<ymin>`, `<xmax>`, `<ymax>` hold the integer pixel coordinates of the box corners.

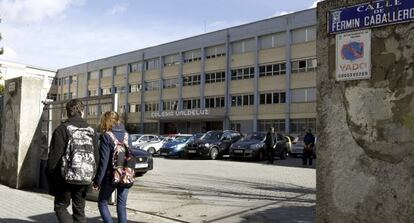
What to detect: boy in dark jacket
<box><xmin>265</xmin><ymin>127</ymin><xmax>276</xmax><ymax>164</ymax></box>
<box><xmin>46</xmin><ymin>99</ymin><xmax>99</xmax><ymax>223</ymax></box>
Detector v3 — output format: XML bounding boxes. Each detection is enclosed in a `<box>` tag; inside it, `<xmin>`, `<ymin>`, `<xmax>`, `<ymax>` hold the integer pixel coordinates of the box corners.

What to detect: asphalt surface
<box><xmin>127</xmin><ymin>156</ymin><xmax>316</xmax><ymax>223</ymax></box>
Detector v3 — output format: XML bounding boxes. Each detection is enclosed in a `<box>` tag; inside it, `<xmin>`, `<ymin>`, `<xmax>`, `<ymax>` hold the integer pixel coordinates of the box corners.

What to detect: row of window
<box><xmin>183</xmin><ymin>99</ymin><xmax>201</xmax><ymax>109</ymax></box>
<box><xmin>259</xmin><ymin>92</ymin><xmax>286</xmax><ymax>104</ymax></box>
<box><xmin>257</xmin><ymin>118</ymin><xmax>316</xmax><ymax>134</ymax></box>
<box><xmin>205</xmin><ymin>96</ymin><xmax>225</xmax><ymax>108</ymax></box>
<box><xmin>57</xmin><ymin>57</ymin><xmax>316</xmax><ymax>88</ymax></box>
<box><xmin>231</xmin><ymin>94</ymin><xmax>255</xmax><ymax>107</ymax></box>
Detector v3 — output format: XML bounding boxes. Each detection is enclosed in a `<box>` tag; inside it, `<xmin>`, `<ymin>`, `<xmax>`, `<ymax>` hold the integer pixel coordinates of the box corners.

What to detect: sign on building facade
<box><xmin>328</xmin><ymin>0</ymin><xmax>414</xmax><ymax>34</ymax></box>
<box><xmin>336</xmin><ymin>29</ymin><xmax>371</xmax><ymax>81</ymax></box>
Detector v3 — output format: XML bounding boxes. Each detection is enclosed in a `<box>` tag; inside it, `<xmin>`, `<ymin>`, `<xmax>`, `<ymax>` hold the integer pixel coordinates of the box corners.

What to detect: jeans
<box><xmin>54</xmin><ymin>184</ymin><xmax>87</xmax><ymax>223</ymax></box>
<box><xmin>302</xmin><ymin>149</ymin><xmax>313</xmax><ymax>166</ymax></box>
<box><xmin>98</xmin><ymin>178</ymin><xmax>130</xmax><ymax>223</ymax></box>
<box><xmin>266</xmin><ymin>146</ymin><xmax>275</xmax><ymax>163</ymax></box>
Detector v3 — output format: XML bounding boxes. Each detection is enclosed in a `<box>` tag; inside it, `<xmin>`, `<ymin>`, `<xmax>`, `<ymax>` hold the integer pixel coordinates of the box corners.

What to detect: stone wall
<box><xmin>0</xmin><ymin>77</ymin><xmax>46</xmax><ymax>188</ymax></box>
<box><xmin>317</xmin><ymin>1</ymin><xmax>414</xmax><ymax>222</ymax></box>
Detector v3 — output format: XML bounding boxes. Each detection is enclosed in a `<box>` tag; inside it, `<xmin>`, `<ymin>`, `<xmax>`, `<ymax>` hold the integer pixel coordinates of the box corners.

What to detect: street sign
<box><xmin>336</xmin><ymin>29</ymin><xmax>371</xmax><ymax>81</ymax></box>
<box><xmin>328</xmin><ymin>0</ymin><xmax>414</xmax><ymax>34</ymax></box>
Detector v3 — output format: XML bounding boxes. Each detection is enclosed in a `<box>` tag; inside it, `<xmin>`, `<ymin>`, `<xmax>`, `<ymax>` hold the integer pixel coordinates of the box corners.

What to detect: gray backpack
<box><xmin>61</xmin><ymin>124</ymin><xmax>96</xmax><ymax>185</ymax></box>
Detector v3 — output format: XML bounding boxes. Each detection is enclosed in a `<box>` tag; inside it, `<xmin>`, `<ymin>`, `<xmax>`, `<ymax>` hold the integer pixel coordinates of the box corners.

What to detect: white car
<box><xmin>140</xmin><ymin>137</ymin><xmax>174</xmax><ymax>155</ymax></box>
<box><xmin>291</xmin><ymin>136</ymin><xmax>317</xmax><ymax>158</ymax></box>
<box><xmin>130</xmin><ymin>134</ymin><xmax>160</xmax><ymax>148</ymax></box>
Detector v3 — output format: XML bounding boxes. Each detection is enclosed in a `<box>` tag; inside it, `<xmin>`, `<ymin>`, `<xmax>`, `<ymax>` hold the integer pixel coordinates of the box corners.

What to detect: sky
<box><xmin>0</xmin><ymin>0</ymin><xmax>323</xmax><ymax>70</ymax></box>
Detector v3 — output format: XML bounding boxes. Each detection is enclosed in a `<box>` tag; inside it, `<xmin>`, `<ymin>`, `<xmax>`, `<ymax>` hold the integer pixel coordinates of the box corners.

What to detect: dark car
<box><xmin>229</xmin><ymin>132</ymin><xmax>267</xmax><ymax>160</ymax></box>
<box><xmin>130</xmin><ymin>148</ymin><xmax>154</xmax><ymax>176</ymax></box>
<box><xmin>159</xmin><ymin>134</ymin><xmax>193</xmax><ymax>158</ymax></box>
<box><xmin>186</xmin><ymin>130</ymin><xmax>242</xmax><ymax>160</ymax></box>
<box><xmin>273</xmin><ymin>133</ymin><xmax>289</xmax><ymax>160</ymax></box>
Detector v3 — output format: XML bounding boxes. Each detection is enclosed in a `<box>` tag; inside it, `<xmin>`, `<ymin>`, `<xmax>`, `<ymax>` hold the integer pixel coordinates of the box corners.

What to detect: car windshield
<box><xmin>201</xmin><ymin>132</ymin><xmax>223</xmax><ymax>140</ymax></box>
<box><xmin>243</xmin><ymin>133</ymin><xmax>266</xmax><ymax>141</ymax></box>
<box><xmin>131</xmin><ymin>134</ymin><xmax>142</xmax><ymax>141</ymax></box>
<box><xmin>173</xmin><ymin>136</ymin><xmax>192</xmax><ymax>143</ymax></box>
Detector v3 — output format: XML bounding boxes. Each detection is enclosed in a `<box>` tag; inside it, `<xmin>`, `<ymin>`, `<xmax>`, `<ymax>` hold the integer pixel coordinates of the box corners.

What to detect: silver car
<box><xmin>291</xmin><ymin>136</ymin><xmax>317</xmax><ymax>158</ymax></box>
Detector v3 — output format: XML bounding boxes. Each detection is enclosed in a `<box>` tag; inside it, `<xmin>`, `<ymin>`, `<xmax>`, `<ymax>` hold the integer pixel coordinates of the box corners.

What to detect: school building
<box><xmin>52</xmin><ymin>8</ymin><xmax>317</xmax><ymax>135</ymax></box>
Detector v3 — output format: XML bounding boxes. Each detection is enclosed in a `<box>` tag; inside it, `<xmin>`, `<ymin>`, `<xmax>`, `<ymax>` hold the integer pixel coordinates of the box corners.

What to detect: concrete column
<box><xmin>76</xmin><ymin>73</ymin><xmax>80</xmax><ymax>99</ymax></box>
<box><xmin>200</xmin><ymin>47</ymin><xmax>206</xmax><ymax>109</ymax></box>
<box><xmin>224</xmin><ymin>31</ymin><xmax>231</xmax><ymax>130</ymax></box>
<box><xmin>317</xmin><ymin>1</ymin><xmax>414</xmax><ymax>222</ymax></box>
<box><xmin>178</xmin><ymin>52</ymin><xmax>184</xmax><ymax>111</ymax></box>
<box><xmin>98</xmin><ymin>70</ymin><xmax>102</xmax><ymax>96</ymax></box>
<box><xmin>67</xmin><ymin>76</ymin><xmax>71</xmax><ymax>99</ymax></box>
<box><xmin>85</xmin><ymin>65</ymin><xmax>89</xmax><ymax>98</ymax></box>
<box><xmin>140</xmin><ymin>53</ymin><xmax>145</xmax><ymax>134</ymax></box>
<box><xmin>253</xmin><ymin>36</ymin><xmax>259</xmax><ymax>132</ymax></box>
<box><xmin>284</xmin><ymin>18</ymin><xmax>292</xmax><ymax>134</ymax></box>
<box><xmin>111</xmin><ymin>67</ymin><xmax>115</xmax><ymax>96</ymax></box>
<box><xmin>0</xmin><ymin>77</ymin><xmax>48</xmax><ymax>188</ymax></box>
<box><xmin>125</xmin><ymin>64</ymin><xmax>130</xmax><ymax>121</ymax></box>
<box><xmin>159</xmin><ymin>56</ymin><xmax>164</xmax><ymax>113</ymax></box>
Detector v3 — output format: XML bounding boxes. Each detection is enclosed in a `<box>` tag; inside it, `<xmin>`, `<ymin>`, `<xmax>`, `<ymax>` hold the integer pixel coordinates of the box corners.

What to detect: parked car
<box><xmin>159</xmin><ymin>134</ymin><xmax>196</xmax><ymax>158</ymax></box>
<box><xmin>186</xmin><ymin>130</ymin><xmax>242</xmax><ymax>160</ymax></box>
<box><xmin>229</xmin><ymin>132</ymin><xmax>267</xmax><ymax>160</ymax></box>
<box><xmin>130</xmin><ymin>134</ymin><xmax>160</xmax><ymax>148</ymax></box>
<box><xmin>140</xmin><ymin>136</ymin><xmax>174</xmax><ymax>155</ymax></box>
<box><xmin>130</xmin><ymin>147</ymin><xmax>154</xmax><ymax>176</ymax></box>
<box><xmin>291</xmin><ymin>135</ymin><xmax>317</xmax><ymax>158</ymax></box>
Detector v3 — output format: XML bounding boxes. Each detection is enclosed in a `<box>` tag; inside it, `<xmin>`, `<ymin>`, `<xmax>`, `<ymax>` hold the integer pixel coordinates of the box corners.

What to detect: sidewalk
<box><xmin>0</xmin><ymin>184</ymin><xmax>174</xmax><ymax>223</ymax></box>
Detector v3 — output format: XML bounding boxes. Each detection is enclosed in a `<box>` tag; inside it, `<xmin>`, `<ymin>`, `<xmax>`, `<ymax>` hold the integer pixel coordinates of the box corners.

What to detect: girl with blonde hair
<box><xmin>93</xmin><ymin>111</ymin><xmax>132</xmax><ymax>223</ymax></box>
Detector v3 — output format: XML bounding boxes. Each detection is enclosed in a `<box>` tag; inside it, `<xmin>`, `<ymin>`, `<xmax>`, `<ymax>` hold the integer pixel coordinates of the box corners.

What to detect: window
<box><xmin>87</xmin><ymin>105</ymin><xmax>98</xmax><ymax>116</ymax></box>
<box><xmin>100</xmin><ymin>104</ymin><xmax>112</xmax><ymax>114</ymax></box>
<box><xmin>205</xmin><ymin>96</ymin><xmax>225</xmax><ymax>108</ymax></box>
<box><xmin>129</xmin><ymin>62</ymin><xmax>143</xmax><ymax>72</ymax></box>
<box><xmin>88</xmin><ymin>71</ymin><xmax>99</xmax><ymax>80</ymax></box>
<box><xmin>291</xmin><ymin>58</ymin><xmax>317</xmax><ymax>73</ymax></box>
<box><xmin>145</xmin><ymin>58</ymin><xmax>161</xmax><ymax>70</ymax></box>
<box><xmin>183</xmin><ymin>99</ymin><xmax>200</xmax><ymax>109</ymax></box>
<box><xmin>102</xmin><ymin>68</ymin><xmax>112</xmax><ymax>78</ymax></box>
<box><xmin>258</xmin><ymin>119</ymin><xmax>286</xmax><ymax>133</ymax></box>
<box><xmin>290</xmin><ymin>118</ymin><xmax>316</xmax><ymax>134</ymax></box>
<box><xmin>183</xmin><ymin>50</ymin><xmax>201</xmax><ymax>63</ymax></box>
<box><xmin>163</xmin><ymin>78</ymin><xmax>179</xmax><ymax>88</ymax></box>
<box><xmin>119</xmin><ymin>105</ymin><xmax>126</xmax><ymax>114</ymax></box>
<box><xmin>145</xmin><ymin>103</ymin><xmax>159</xmax><ymax>112</ymax></box>
<box><xmin>259</xmin><ymin>62</ymin><xmax>286</xmax><ymax>77</ymax></box>
<box><xmin>164</xmin><ymin>54</ymin><xmax>181</xmax><ymax>66</ymax></box>
<box><xmin>183</xmin><ymin>74</ymin><xmax>201</xmax><ymax>86</ymax></box>
<box><xmin>129</xmin><ymin>103</ymin><xmax>140</xmax><ymax>113</ymax></box>
<box><xmin>232</xmin><ymin>39</ymin><xmax>255</xmax><ymax>54</ymax></box>
<box><xmin>129</xmin><ymin>83</ymin><xmax>142</xmax><ymax>93</ymax></box>
<box><xmin>292</xmin><ymin>26</ymin><xmax>316</xmax><ymax>44</ymax></box>
<box><xmin>291</xmin><ymin>88</ymin><xmax>316</xmax><ymax>103</ymax></box>
<box><xmin>145</xmin><ymin>80</ymin><xmax>160</xmax><ymax>91</ymax></box>
<box><xmin>101</xmin><ymin>87</ymin><xmax>112</xmax><ymax>95</ymax></box>
<box><xmin>88</xmin><ymin>89</ymin><xmax>99</xmax><ymax>96</ymax></box>
<box><xmin>115</xmin><ymin>65</ymin><xmax>126</xmax><ymax>75</ymax></box>
<box><xmin>260</xmin><ymin>32</ymin><xmax>286</xmax><ymax>49</ymax></box>
<box><xmin>231</xmin><ymin>94</ymin><xmax>254</xmax><ymax>107</ymax></box>
<box><xmin>259</xmin><ymin>91</ymin><xmax>286</xmax><ymax>104</ymax></box>
<box><xmin>114</xmin><ymin>86</ymin><xmax>127</xmax><ymax>93</ymax></box>
<box><xmin>206</xmin><ymin>45</ymin><xmax>226</xmax><ymax>59</ymax></box>
<box><xmin>205</xmin><ymin>71</ymin><xmax>226</xmax><ymax>83</ymax></box>
<box><xmin>231</xmin><ymin>67</ymin><xmax>255</xmax><ymax>80</ymax></box>
<box><xmin>163</xmin><ymin>100</ymin><xmax>179</xmax><ymax>111</ymax></box>
<box><xmin>71</xmin><ymin>75</ymin><xmax>77</xmax><ymax>84</ymax></box>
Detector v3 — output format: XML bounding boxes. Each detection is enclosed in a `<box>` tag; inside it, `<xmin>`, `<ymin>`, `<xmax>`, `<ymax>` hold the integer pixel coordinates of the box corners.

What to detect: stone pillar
<box><xmin>317</xmin><ymin>0</ymin><xmax>414</xmax><ymax>222</ymax></box>
<box><xmin>0</xmin><ymin>77</ymin><xmax>48</xmax><ymax>188</ymax></box>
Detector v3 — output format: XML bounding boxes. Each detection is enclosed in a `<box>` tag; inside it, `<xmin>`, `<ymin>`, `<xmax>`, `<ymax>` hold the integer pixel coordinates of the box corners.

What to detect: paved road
<box><xmin>127</xmin><ymin>157</ymin><xmax>316</xmax><ymax>223</ymax></box>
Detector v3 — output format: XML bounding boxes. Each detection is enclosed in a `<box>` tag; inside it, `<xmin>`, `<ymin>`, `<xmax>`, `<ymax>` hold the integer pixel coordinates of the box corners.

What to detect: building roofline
<box><xmin>58</xmin><ymin>8</ymin><xmax>315</xmax><ymax>72</ymax></box>
<box><xmin>0</xmin><ymin>59</ymin><xmax>56</xmax><ymax>72</ymax></box>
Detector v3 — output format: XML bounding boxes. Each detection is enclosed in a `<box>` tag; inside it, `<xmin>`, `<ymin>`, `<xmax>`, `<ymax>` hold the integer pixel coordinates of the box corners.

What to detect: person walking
<box><xmin>46</xmin><ymin>99</ymin><xmax>99</xmax><ymax>223</ymax></box>
<box><xmin>265</xmin><ymin>127</ymin><xmax>276</xmax><ymax>164</ymax></box>
<box><xmin>303</xmin><ymin>128</ymin><xmax>316</xmax><ymax>166</ymax></box>
<box><xmin>93</xmin><ymin>111</ymin><xmax>133</xmax><ymax>223</ymax></box>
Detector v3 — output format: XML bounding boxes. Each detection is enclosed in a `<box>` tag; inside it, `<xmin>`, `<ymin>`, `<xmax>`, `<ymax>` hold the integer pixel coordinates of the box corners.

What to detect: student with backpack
<box><xmin>46</xmin><ymin>99</ymin><xmax>99</xmax><ymax>223</ymax></box>
<box><xmin>92</xmin><ymin>111</ymin><xmax>135</xmax><ymax>223</ymax></box>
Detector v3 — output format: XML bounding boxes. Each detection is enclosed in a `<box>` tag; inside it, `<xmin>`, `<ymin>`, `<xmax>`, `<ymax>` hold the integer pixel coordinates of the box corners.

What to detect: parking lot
<box><xmin>127</xmin><ymin>157</ymin><xmax>316</xmax><ymax>223</ymax></box>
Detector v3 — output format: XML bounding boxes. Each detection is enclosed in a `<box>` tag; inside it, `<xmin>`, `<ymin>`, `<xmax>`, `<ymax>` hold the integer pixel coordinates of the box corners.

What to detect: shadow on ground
<box><xmin>238</xmin><ymin>205</ymin><xmax>316</xmax><ymax>223</ymax></box>
<box><xmin>1</xmin><ymin>213</ymin><xmax>145</xmax><ymax>223</ymax></box>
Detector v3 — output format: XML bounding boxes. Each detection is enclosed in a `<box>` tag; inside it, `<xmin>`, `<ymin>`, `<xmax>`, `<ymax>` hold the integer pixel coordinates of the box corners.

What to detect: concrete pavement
<box><xmin>0</xmin><ymin>184</ymin><xmax>174</xmax><ymax>223</ymax></box>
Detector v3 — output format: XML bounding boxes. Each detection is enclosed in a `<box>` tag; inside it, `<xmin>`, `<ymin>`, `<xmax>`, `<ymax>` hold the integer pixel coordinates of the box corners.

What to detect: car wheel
<box><xmin>147</xmin><ymin>147</ymin><xmax>156</xmax><ymax>155</ymax></box>
<box><xmin>210</xmin><ymin>147</ymin><xmax>219</xmax><ymax>160</ymax></box>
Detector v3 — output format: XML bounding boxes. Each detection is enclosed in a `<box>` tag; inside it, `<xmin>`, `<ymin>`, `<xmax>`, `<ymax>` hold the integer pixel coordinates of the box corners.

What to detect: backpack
<box><xmin>106</xmin><ymin>131</ymin><xmax>136</xmax><ymax>188</ymax></box>
<box><xmin>61</xmin><ymin>124</ymin><xmax>96</xmax><ymax>185</ymax></box>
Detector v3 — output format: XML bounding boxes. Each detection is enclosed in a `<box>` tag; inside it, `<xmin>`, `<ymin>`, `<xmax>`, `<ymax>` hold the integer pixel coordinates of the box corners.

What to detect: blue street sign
<box><xmin>328</xmin><ymin>0</ymin><xmax>414</xmax><ymax>34</ymax></box>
